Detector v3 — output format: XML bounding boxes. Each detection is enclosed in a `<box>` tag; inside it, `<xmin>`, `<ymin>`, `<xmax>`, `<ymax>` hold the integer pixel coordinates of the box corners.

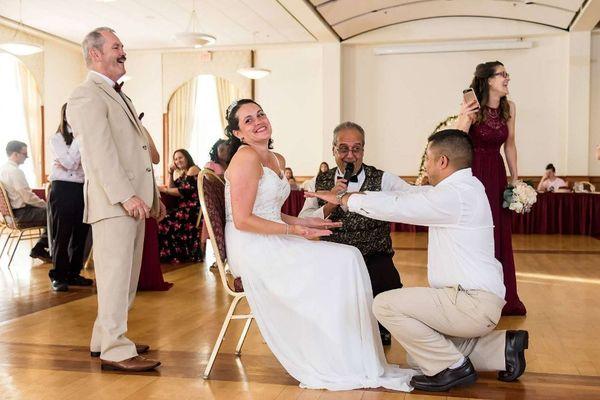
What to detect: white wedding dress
<box><xmin>224</xmin><ymin>166</ymin><xmax>414</xmax><ymax>391</ymax></box>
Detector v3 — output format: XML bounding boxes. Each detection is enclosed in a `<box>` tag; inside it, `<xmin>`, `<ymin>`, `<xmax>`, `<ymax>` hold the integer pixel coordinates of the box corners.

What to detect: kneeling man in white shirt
<box><xmin>308</xmin><ymin>129</ymin><xmax>528</xmax><ymax>392</ymax></box>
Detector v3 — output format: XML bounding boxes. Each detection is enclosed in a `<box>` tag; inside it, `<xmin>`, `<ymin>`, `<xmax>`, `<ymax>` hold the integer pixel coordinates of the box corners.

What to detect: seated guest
<box><xmin>158</xmin><ymin>149</ymin><xmax>201</xmax><ymax>263</ymax></box>
<box><xmin>0</xmin><ymin>140</ymin><xmax>50</xmax><ymax>261</ymax></box>
<box><xmin>204</xmin><ymin>138</ymin><xmax>230</xmax><ymax>176</ymax></box>
<box><xmin>310</xmin><ymin>129</ymin><xmax>528</xmax><ymax>392</ymax></box>
<box><xmin>47</xmin><ymin>104</ymin><xmax>92</xmax><ymax>291</ymax></box>
<box><xmin>301</xmin><ymin>162</ymin><xmax>329</xmax><ymax>190</ymax></box>
<box><xmin>537</xmin><ymin>163</ymin><xmax>567</xmax><ymax>192</ymax></box>
<box><xmin>284</xmin><ymin>167</ymin><xmax>299</xmax><ymax>190</ymax></box>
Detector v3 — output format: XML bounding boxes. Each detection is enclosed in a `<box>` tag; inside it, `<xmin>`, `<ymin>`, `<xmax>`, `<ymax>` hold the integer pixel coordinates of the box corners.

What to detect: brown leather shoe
<box><xmin>91</xmin><ymin>344</ymin><xmax>150</xmax><ymax>358</ymax></box>
<box><xmin>100</xmin><ymin>355</ymin><xmax>161</xmax><ymax>372</ymax></box>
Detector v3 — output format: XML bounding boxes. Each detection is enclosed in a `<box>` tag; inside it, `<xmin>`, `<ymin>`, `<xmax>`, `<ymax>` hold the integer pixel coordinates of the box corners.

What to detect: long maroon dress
<box><xmin>469</xmin><ymin>106</ymin><xmax>526</xmax><ymax>316</ymax></box>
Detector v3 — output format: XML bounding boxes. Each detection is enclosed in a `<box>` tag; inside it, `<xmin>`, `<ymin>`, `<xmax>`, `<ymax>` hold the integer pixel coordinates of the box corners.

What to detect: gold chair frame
<box><xmin>198</xmin><ymin>169</ymin><xmax>253</xmax><ymax>379</ymax></box>
<box><xmin>0</xmin><ymin>182</ymin><xmax>44</xmax><ymax>267</ymax></box>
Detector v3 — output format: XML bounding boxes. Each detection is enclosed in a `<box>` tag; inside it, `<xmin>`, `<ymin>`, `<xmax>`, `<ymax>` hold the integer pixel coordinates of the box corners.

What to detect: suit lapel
<box><xmin>88</xmin><ymin>73</ymin><xmax>143</xmax><ymax>136</ymax></box>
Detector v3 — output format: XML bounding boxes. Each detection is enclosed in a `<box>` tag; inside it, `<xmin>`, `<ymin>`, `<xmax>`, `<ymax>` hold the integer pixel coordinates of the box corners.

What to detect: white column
<box><xmin>564</xmin><ymin>31</ymin><xmax>591</xmax><ymax>175</ymax></box>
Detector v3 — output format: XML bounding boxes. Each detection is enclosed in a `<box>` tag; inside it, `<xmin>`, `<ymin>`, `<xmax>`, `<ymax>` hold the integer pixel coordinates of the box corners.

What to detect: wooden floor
<box><xmin>1</xmin><ymin>232</ymin><xmax>600</xmax><ymax>399</ymax></box>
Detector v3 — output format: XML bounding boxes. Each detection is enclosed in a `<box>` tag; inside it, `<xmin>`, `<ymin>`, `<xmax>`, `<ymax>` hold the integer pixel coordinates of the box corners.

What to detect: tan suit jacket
<box><xmin>67</xmin><ymin>72</ymin><xmax>160</xmax><ymax>224</ymax></box>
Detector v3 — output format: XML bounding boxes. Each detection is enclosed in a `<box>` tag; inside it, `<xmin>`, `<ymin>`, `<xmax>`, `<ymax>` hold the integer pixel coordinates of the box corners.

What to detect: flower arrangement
<box><xmin>503</xmin><ymin>180</ymin><xmax>537</xmax><ymax>214</ymax></box>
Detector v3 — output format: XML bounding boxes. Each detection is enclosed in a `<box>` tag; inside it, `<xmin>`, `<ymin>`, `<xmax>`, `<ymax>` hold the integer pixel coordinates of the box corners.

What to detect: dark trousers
<box><xmin>364</xmin><ymin>252</ymin><xmax>403</xmax><ymax>334</ymax></box>
<box><xmin>47</xmin><ymin>181</ymin><xmax>90</xmax><ymax>282</ymax></box>
<box><xmin>12</xmin><ymin>205</ymin><xmax>48</xmax><ymax>250</ymax></box>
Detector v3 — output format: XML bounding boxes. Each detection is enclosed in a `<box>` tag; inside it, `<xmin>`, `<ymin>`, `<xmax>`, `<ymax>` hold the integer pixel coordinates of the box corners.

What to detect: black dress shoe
<box><xmin>51</xmin><ymin>280</ymin><xmax>68</xmax><ymax>292</ymax></box>
<box><xmin>91</xmin><ymin>344</ymin><xmax>150</xmax><ymax>358</ymax></box>
<box><xmin>411</xmin><ymin>358</ymin><xmax>478</xmax><ymax>392</ymax></box>
<box><xmin>68</xmin><ymin>275</ymin><xmax>94</xmax><ymax>286</ymax></box>
<box><xmin>498</xmin><ymin>330</ymin><xmax>528</xmax><ymax>382</ymax></box>
<box><xmin>380</xmin><ymin>332</ymin><xmax>391</xmax><ymax>346</ymax></box>
<box><xmin>30</xmin><ymin>248</ymin><xmax>52</xmax><ymax>263</ymax></box>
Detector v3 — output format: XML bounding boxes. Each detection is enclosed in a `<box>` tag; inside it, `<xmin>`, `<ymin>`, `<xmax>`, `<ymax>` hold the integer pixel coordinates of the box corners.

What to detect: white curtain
<box><xmin>16</xmin><ymin>62</ymin><xmax>42</xmax><ymax>185</ymax></box>
<box><xmin>167</xmin><ymin>77</ymin><xmax>199</xmax><ymax>157</ymax></box>
<box><xmin>215</xmin><ymin>76</ymin><xmax>242</xmax><ymax>129</ymax></box>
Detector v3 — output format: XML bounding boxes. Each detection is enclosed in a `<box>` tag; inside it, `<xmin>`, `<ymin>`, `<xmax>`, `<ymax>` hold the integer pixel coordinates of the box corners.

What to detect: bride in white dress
<box><xmin>223</xmin><ymin>99</ymin><xmax>414</xmax><ymax>391</ymax></box>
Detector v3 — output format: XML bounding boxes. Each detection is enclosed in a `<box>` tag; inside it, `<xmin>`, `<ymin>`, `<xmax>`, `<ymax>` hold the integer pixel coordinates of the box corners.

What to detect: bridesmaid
<box><xmin>455</xmin><ymin>61</ymin><xmax>526</xmax><ymax>316</ymax></box>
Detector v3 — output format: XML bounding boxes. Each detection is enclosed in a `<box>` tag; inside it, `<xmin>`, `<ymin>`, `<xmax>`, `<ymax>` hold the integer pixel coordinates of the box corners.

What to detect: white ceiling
<box><xmin>0</xmin><ymin>0</ymin><xmax>316</xmax><ymax>49</ymax></box>
<box><xmin>309</xmin><ymin>0</ymin><xmax>589</xmax><ymax>40</ymax></box>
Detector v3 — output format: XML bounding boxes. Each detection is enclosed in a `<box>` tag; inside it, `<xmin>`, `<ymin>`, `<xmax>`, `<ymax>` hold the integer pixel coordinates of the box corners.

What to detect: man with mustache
<box><xmin>67</xmin><ymin>27</ymin><xmax>165</xmax><ymax>372</ymax></box>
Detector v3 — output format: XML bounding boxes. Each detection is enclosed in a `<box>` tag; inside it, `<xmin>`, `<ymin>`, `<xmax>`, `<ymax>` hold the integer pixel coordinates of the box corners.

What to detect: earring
<box><xmin>240</xmin><ymin>137</ymin><xmax>245</xmax><ymax>144</ymax></box>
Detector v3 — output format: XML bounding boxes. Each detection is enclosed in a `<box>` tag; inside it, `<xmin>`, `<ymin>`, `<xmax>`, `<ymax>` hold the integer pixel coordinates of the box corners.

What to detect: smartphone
<box><xmin>463</xmin><ymin>88</ymin><xmax>480</xmax><ymax>109</ymax></box>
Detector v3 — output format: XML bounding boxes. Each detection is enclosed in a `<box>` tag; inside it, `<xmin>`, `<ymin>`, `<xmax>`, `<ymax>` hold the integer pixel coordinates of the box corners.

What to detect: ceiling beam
<box><xmin>570</xmin><ymin>0</ymin><xmax>600</xmax><ymax>31</ymax></box>
<box><xmin>276</xmin><ymin>0</ymin><xmax>339</xmax><ymax>42</ymax></box>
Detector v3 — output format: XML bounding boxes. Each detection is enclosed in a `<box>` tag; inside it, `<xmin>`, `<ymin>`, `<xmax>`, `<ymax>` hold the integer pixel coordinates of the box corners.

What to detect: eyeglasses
<box><xmin>492</xmin><ymin>71</ymin><xmax>510</xmax><ymax>79</ymax></box>
<box><xmin>19</xmin><ymin>151</ymin><xmax>28</xmax><ymax>158</ymax></box>
<box><xmin>335</xmin><ymin>146</ymin><xmax>364</xmax><ymax>156</ymax></box>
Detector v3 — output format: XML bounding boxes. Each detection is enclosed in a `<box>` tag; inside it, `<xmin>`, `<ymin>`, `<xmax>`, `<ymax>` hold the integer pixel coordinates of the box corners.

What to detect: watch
<box><xmin>335</xmin><ymin>190</ymin><xmax>347</xmax><ymax>204</ymax></box>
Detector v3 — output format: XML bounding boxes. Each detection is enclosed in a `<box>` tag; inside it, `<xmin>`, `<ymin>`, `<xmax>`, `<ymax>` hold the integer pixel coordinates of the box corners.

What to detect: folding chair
<box><xmin>198</xmin><ymin>169</ymin><xmax>252</xmax><ymax>379</ymax></box>
<box><xmin>0</xmin><ymin>182</ymin><xmax>44</xmax><ymax>267</ymax></box>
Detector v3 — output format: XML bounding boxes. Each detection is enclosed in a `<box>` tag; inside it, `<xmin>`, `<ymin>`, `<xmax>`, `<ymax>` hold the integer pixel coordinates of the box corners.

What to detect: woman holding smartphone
<box><xmin>455</xmin><ymin>61</ymin><xmax>526</xmax><ymax>316</ymax></box>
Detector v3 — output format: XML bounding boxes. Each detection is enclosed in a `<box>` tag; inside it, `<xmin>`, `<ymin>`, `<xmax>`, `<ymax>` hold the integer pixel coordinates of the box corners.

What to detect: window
<box><xmin>188</xmin><ymin>75</ymin><xmax>223</xmax><ymax>168</ymax></box>
<box><xmin>0</xmin><ymin>53</ymin><xmax>36</xmax><ymax>185</ymax></box>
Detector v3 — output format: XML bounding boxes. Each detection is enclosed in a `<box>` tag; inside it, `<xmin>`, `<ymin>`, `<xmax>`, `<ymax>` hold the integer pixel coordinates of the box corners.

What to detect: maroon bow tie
<box><xmin>113</xmin><ymin>82</ymin><xmax>124</xmax><ymax>92</ymax></box>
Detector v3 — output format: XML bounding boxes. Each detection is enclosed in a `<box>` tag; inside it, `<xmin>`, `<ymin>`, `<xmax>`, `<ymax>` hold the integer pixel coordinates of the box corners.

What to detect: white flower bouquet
<box><xmin>502</xmin><ymin>180</ymin><xmax>537</xmax><ymax>214</ymax></box>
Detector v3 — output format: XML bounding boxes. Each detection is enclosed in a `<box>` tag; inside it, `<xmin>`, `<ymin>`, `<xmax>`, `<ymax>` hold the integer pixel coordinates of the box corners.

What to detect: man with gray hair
<box><xmin>300</xmin><ymin>121</ymin><xmax>416</xmax><ymax>346</ymax></box>
<box><xmin>67</xmin><ymin>27</ymin><xmax>164</xmax><ymax>372</ymax></box>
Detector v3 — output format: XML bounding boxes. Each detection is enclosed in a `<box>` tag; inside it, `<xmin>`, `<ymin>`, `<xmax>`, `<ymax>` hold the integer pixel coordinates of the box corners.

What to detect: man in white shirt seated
<box><xmin>309</xmin><ymin>129</ymin><xmax>528</xmax><ymax>392</ymax></box>
<box><xmin>300</xmin><ymin>121</ymin><xmax>413</xmax><ymax>346</ymax></box>
<box><xmin>0</xmin><ymin>140</ymin><xmax>50</xmax><ymax>261</ymax></box>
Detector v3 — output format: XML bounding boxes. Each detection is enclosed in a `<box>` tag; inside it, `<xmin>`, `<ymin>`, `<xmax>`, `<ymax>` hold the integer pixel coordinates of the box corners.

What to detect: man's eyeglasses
<box><xmin>19</xmin><ymin>152</ymin><xmax>28</xmax><ymax>158</ymax></box>
<box><xmin>335</xmin><ymin>146</ymin><xmax>364</xmax><ymax>156</ymax></box>
<box><xmin>492</xmin><ymin>71</ymin><xmax>510</xmax><ymax>79</ymax></box>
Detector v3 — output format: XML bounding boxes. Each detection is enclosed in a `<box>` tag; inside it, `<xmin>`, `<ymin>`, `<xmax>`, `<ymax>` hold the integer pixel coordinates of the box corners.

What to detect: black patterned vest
<box><xmin>315</xmin><ymin>164</ymin><xmax>393</xmax><ymax>256</ymax></box>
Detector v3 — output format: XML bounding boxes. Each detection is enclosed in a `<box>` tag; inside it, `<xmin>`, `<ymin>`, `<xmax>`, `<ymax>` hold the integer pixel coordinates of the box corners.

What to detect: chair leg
<box><xmin>234</xmin><ymin>317</ymin><xmax>253</xmax><ymax>356</ymax></box>
<box><xmin>203</xmin><ymin>295</ymin><xmax>244</xmax><ymax>379</ymax></box>
<box><xmin>0</xmin><ymin>230</ymin><xmax>13</xmax><ymax>258</ymax></box>
<box><xmin>8</xmin><ymin>231</ymin><xmax>24</xmax><ymax>267</ymax></box>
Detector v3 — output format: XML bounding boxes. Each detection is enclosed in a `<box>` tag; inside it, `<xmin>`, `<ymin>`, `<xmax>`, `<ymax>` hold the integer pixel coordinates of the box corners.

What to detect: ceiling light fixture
<box><xmin>0</xmin><ymin>0</ymin><xmax>43</xmax><ymax>56</ymax></box>
<box><xmin>373</xmin><ymin>38</ymin><xmax>532</xmax><ymax>55</ymax></box>
<box><xmin>237</xmin><ymin>36</ymin><xmax>270</xmax><ymax>80</ymax></box>
<box><xmin>175</xmin><ymin>0</ymin><xmax>216</xmax><ymax>48</ymax></box>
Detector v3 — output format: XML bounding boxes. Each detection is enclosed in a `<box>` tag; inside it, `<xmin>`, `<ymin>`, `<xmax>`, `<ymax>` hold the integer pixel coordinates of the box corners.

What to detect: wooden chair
<box><xmin>198</xmin><ymin>169</ymin><xmax>252</xmax><ymax>379</ymax></box>
<box><xmin>0</xmin><ymin>182</ymin><xmax>44</xmax><ymax>267</ymax></box>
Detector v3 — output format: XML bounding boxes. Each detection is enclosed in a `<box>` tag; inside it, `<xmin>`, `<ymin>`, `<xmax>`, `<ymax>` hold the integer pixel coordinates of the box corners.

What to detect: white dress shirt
<box><xmin>299</xmin><ymin>166</ymin><xmax>419</xmax><ymax>219</ymax></box>
<box><xmin>49</xmin><ymin>132</ymin><xmax>85</xmax><ymax>183</ymax></box>
<box><xmin>90</xmin><ymin>70</ymin><xmax>116</xmax><ymax>87</ymax></box>
<box><xmin>347</xmin><ymin>168</ymin><xmax>506</xmax><ymax>299</ymax></box>
<box><xmin>0</xmin><ymin>160</ymin><xmax>46</xmax><ymax>209</ymax></box>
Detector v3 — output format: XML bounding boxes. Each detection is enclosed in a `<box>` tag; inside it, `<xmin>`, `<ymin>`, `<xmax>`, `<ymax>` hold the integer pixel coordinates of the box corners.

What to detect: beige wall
<box><xmin>341</xmin><ymin>34</ymin><xmax>570</xmax><ymax>176</ymax></box>
<box><xmin>255</xmin><ymin>45</ymin><xmax>328</xmax><ymax>176</ymax></box>
<box><xmin>590</xmin><ymin>31</ymin><xmax>600</xmax><ymax>175</ymax></box>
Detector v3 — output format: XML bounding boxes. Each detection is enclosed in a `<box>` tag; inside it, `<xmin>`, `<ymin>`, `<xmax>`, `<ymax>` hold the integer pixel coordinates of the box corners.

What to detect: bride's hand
<box><xmin>298</xmin><ymin>217</ymin><xmax>342</xmax><ymax>229</ymax></box>
<box><xmin>289</xmin><ymin>224</ymin><xmax>332</xmax><ymax>239</ymax></box>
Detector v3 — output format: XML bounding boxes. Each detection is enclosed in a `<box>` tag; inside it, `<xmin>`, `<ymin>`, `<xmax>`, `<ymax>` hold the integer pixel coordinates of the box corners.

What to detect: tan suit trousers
<box><xmin>373</xmin><ymin>286</ymin><xmax>507</xmax><ymax>376</ymax></box>
<box><xmin>90</xmin><ymin>216</ymin><xmax>145</xmax><ymax>362</ymax></box>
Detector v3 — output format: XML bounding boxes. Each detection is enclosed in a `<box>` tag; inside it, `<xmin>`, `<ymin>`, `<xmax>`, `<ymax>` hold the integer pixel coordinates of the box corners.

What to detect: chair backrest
<box><xmin>0</xmin><ymin>182</ymin><xmax>16</xmax><ymax>229</ymax></box>
<box><xmin>198</xmin><ymin>170</ymin><xmax>241</xmax><ymax>295</ymax></box>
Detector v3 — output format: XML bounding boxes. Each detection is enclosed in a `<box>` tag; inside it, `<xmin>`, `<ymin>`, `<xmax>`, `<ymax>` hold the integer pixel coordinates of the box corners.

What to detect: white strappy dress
<box><xmin>224</xmin><ymin>162</ymin><xmax>414</xmax><ymax>391</ymax></box>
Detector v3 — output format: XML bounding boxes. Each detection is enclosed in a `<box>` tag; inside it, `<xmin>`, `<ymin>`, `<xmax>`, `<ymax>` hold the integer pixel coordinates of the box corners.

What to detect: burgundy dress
<box><xmin>469</xmin><ymin>106</ymin><xmax>526</xmax><ymax>316</ymax></box>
